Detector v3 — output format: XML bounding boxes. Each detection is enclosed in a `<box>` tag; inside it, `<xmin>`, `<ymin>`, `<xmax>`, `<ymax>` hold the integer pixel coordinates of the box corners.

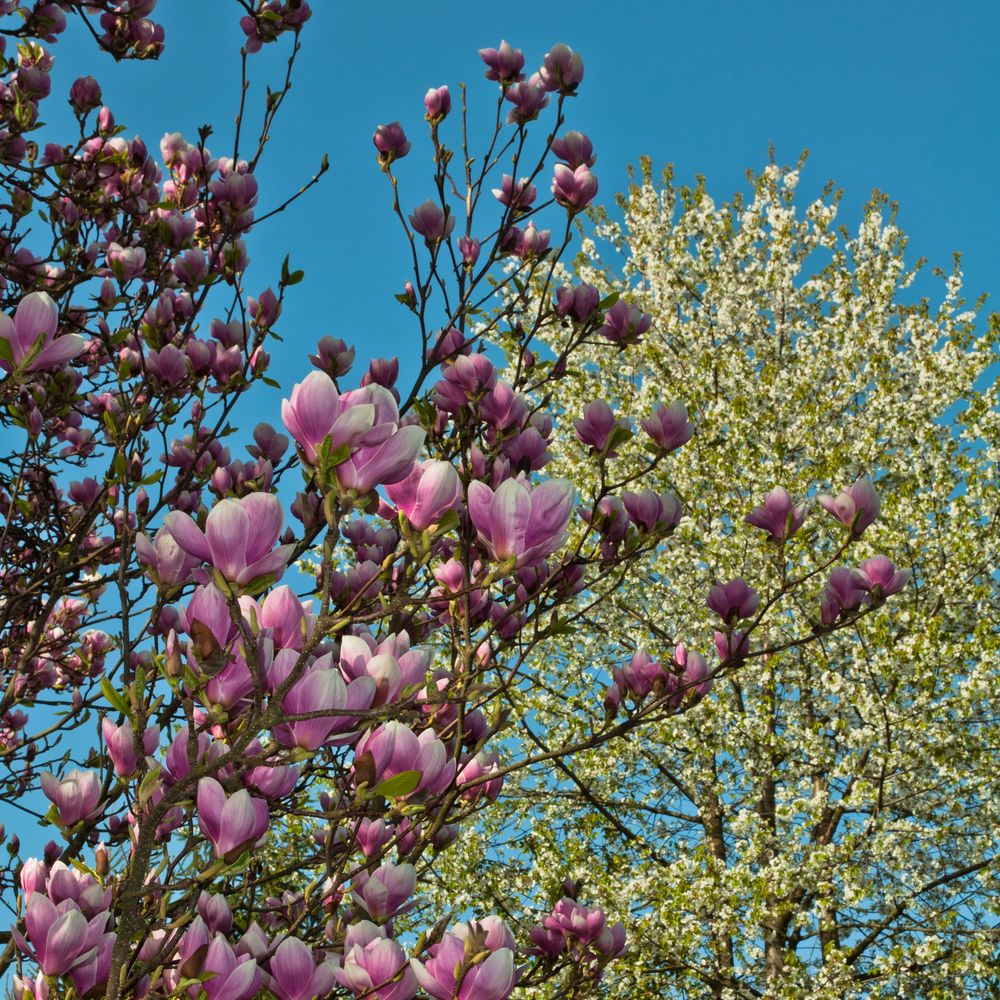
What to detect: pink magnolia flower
<box><xmin>468</xmin><ymin>477</ymin><xmax>574</xmax><ymax>567</ymax></box>
<box><xmin>0</xmin><ymin>291</ymin><xmax>85</xmax><ymax>373</ymax></box>
<box><xmin>550</xmin><ymin>130</ymin><xmax>596</xmax><ymax>168</ymax></box>
<box><xmin>574</xmin><ymin>400</ymin><xmax>627</xmax><ymax>453</ymax></box>
<box><xmin>198</xmin><ymin>934</ymin><xmax>261</xmax><ymax>1000</ymax></box>
<box><xmin>597</xmin><ymin>299</ymin><xmax>651</xmax><ymax>345</ymax></box>
<box><xmin>196</xmin><ymin>778</ymin><xmax>269</xmax><ymax>862</ymax></box>
<box><xmin>164</xmin><ymin>493</ymin><xmax>294</xmax><ymax>589</ymax></box>
<box><xmin>551</xmin><ymin>163</ymin><xmax>598</xmax><ymax>211</ymax></box>
<box><xmin>479</xmin><ymin>40</ymin><xmax>525</xmax><ymax>83</ymax></box>
<box><xmin>67</xmin><ymin>929</ymin><xmax>115</xmax><ymax>997</ymax></box>
<box><xmin>853</xmin><ymin>555</ymin><xmax>911</xmax><ymax>597</ymax></box>
<box><xmin>714</xmin><ymin>629</ymin><xmax>750</xmax><ymax>664</ymax></box>
<box><xmin>555</xmin><ymin>282</ymin><xmax>601</xmax><ymax>322</ymax></box>
<box><xmin>281</xmin><ymin>370</ymin><xmax>379</xmax><ymax>465</ymax></box>
<box><xmin>456</xmin><ymin>750</ymin><xmax>503</xmax><ymax>802</ymax></box>
<box><xmin>458</xmin><ymin>237</ymin><xmax>480</xmax><ymax>267</ymax></box>
<box><xmin>819</xmin><ymin>478</ymin><xmax>881</xmax><ymax>536</ymax></box>
<box><xmin>334</xmin><ymin>424</ymin><xmax>426</xmax><ymax>494</ymax></box>
<box><xmin>492</xmin><ymin>174</ymin><xmax>536</xmax><ymax>210</ymax></box>
<box><xmin>340</xmin><ymin>631</ymin><xmax>429</xmax><ymax>699</ymax></box>
<box><xmin>529</xmin><ymin>897</ymin><xmax>625</xmax><ymax>964</ymax></box>
<box><xmin>198</xmin><ymin>892</ymin><xmax>233</xmax><ymax>935</ymax></box>
<box><xmin>707</xmin><ymin>578</ymin><xmax>760</xmax><ymax>624</ymax></box>
<box><xmin>411</xmin><ymin>930</ymin><xmax>515</xmax><ymax>1000</ymax></box>
<box><xmin>101</xmin><ymin>718</ymin><xmax>159</xmax><ymax>777</ymax></box>
<box><xmin>821</xmin><ymin>566</ymin><xmax>871</xmax><ymax>625</ymax></box>
<box><xmin>504</xmin><ymin>81</ymin><xmax>548</xmax><ymax>124</ymax></box>
<box><xmin>408</xmin><ymin>200</ymin><xmax>455</xmax><ymax>244</ymax></box>
<box><xmin>675</xmin><ymin>642</ymin><xmax>712</xmax><ymax>701</ymax></box>
<box><xmin>622</xmin><ymin>490</ymin><xmax>682</xmax><ymax>533</ymax></box>
<box><xmin>641</xmin><ymin>401</ymin><xmax>694</xmax><ymax>452</ymax></box>
<box><xmin>746</xmin><ymin>486</ymin><xmax>806</xmax><ymax>542</ymax></box>
<box><xmin>538</xmin><ymin>42</ymin><xmax>584</xmax><ymax>94</ymax></box>
<box><xmin>424</xmin><ymin>85</ymin><xmax>451</xmax><ymax>121</ymax></box>
<box><xmin>270</xmin><ymin>651</ymin><xmax>375</xmax><ymax>751</ymax></box>
<box><xmin>353</xmin><ymin>721</ymin><xmax>455</xmax><ymax>798</ymax></box>
<box><xmin>268</xmin><ymin>935</ymin><xmax>339</xmax><ymax>1000</ymax></box>
<box><xmin>373</xmin><ymin>122</ymin><xmax>411</xmax><ymax>166</ymax></box>
<box><xmin>40</xmin><ymin>769</ymin><xmax>102</xmax><ymax>826</ymax></box>
<box><xmin>20</xmin><ymin>893</ymin><xmax>106</xmax><ymax>977</ymax></box>
<box><xmin>106</xmin><ymin>241</ymin><xmax>146</xmax><ymax>282</ymax></box>
<box><xmin>351</xmin><ymin>862</ymin><xmax>417</xmax><ymax>921</ymax></box>
<box><xmin>384</xmin><ymin>460</ymin><xmax>462</xmax><ymax>530</ymax></box>
<box><xmin>336</xmin><ymin>922</ymin><xmax>417</xmax><ymax>1000</ymax></box>
<box><xmin>135</xmin><ymin>525</ymin><xmax>201</xmax><ymax>586</ymax></box>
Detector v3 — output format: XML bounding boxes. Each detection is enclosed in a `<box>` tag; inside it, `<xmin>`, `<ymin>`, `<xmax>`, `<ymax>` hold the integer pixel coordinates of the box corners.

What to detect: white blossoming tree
<box><xmin>431</xmin><ymin>159</ymin><xmax>1000</xmax><ymax>997</ymax></box>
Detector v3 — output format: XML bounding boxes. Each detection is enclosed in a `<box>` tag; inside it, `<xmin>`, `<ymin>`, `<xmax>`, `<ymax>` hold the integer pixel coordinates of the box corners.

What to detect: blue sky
<box><xmin>45</xmin><ymin>0</ymin><xmax>1000</xmax><ymax>402</ymax></box>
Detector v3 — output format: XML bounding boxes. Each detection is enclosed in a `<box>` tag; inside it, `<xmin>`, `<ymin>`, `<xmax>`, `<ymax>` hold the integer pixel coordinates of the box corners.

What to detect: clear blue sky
<box><xmin>45</xmin><ymin>0</ymin><xmax>999</xmax><ymax>399</ymax></box>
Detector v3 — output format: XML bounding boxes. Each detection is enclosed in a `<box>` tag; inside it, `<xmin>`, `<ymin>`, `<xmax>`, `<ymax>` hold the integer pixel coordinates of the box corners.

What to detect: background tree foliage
<box><xmin>431</xmin><ymin>159</ymin><xmax>1000</xmax><ymax>997</ymax></box>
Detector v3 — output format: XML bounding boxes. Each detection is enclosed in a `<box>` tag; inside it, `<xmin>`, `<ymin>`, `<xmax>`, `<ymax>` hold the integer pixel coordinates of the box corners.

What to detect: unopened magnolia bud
<box><xmin>95</xmin><ymin>843</ymin><xmax>109</xmax><ymax>876</ymax></box>
<box><xmin>165</xmin><ymin>629</ymin><xmax>182</xmax><ymax>678</ymax></box>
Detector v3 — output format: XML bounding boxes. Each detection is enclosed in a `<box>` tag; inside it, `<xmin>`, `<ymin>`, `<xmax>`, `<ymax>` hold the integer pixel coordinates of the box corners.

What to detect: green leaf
<box><xmin>374</xmin><ymin>769</ymin><xmax>421</xmax><ymax>798</ymax></box>
<box><xmin>137</xmin><ymin>765</ymin><xmax>162</xmax><ymax>809</ymax></box>
<box><xmin>100</xmin><ymin>675</ymin><xmax>129</xmax><ymax>715</ymax></box>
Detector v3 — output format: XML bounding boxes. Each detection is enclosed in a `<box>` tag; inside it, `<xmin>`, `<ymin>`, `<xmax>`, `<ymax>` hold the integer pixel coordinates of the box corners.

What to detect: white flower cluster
<box><xmin>430</xmin><ymin>158</ymin><xmax>1000</xmax><ymax>997</ymax></box>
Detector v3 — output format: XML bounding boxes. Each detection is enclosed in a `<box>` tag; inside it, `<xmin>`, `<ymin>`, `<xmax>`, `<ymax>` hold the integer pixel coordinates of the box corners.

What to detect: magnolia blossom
<box><xmin>853</xmin><ymin>555</ymin><xmax>911</xmax><ymax>597</ymax></box>
<box><xmin>336</xmin><ymin>922</ymin><xmax>417</xmax><ymax>1000</ymax></box>
<box><xmin>198</xmin><ymin>934</ymin><xmax>261</xmax><ymax>1000</ymax></box>
<box><xmin>538</xmin><ymin>42</ymin><xmax>584</xmax><ymax>94</ymax></box>
<box><xmin>353</xmin><ymin>721</ymin><xmax>455</xmax><ymax>797</ymax></box>
<box><xmin>529</xmin><ymin>897</ymin><xmax>626</xmax><ymax>964</ymax></box>
<box><xmin>574</xmin><ymin>400</ymin><xmax>626</xmax><ymax>453</ymax></box>
<box><xmin>373</xmin><ymin>122</ymin><xmax>410</xmax><ymax>165</ymax></box>
<box><xmin>411</xmin><ymin>929</ymin><xmax>515</xmax><ymax>1000</ymax></box>
<box><xmin>622</xmin><ymin>490</ymin><xmax>682</xmax><ymax>533</ymax></box>
<box><xmin>550</xmin><ymin>130</ymin><xmax>596</xmax><ymax>168</ymax></box>
<box><xmin>408</xmin><ymin>200</ymin><xmax>454</xmax><ymax>244</ymax></box>
<box><xmin>597</xmin><ymin>299</ymin><xmax>651</xmax><ymax>344</ymax></box>
<box><xmin>551</xmin><ymin>163</ymin><xmax>598</xmax><ymax>211</ymax></box>
<box><xmin>820</xmin><ymin>567</ymin><xmax>869</xmax><ymax>625</ymax></box>
<box><xmin>101</xmin><ymin>718</ymin><xmax>159</xmax><ymax>777</ymax></box>
<box><xmin>479</xmin><ymin>40</ymin><xmax>525</xmax><ymax>82</ymax></box>
<box><xmin>163</xmin><ymin>493</ymin><xmax>294</xmax><ymax>589</ymax></box>
<box><xmin>335</xmin><ymin>424</ymin><xmax>425</xmax><ymax>493</ymax></box>
<box><xmin>271</xmin><ymin>651</ymin><xmax>375</xmax><ymax>751</ymax></box>
<box><xmin>468</xmin><ymin>477</ymin><xmax>574</xmax><ymax>567</ymax></box>
<box><xmin>555</xmin><ymin>282</ymin><xmax>601</xmax><ymax>322</ymax></box>
<box><xmin>196</xmin><ymin>779</ymin><xmax>269</xmax><ymax>862</ymax></box>
<box><xmin>0</xmin><ymin>291</ymin><xmax>85</xmax><ymax>373</ymax></box>
<box><xmin>21</xmin><ymin>893</ymin><xmax>107</xmax><ymax>977</ymax></box>
<box><xmin>267</xmin><ymin>936</ymin><xmax>339</xmax><ymax>1000</ymax></box>
<box><xmin>456</xmin><ymin>750</ymin><xmax>504</xmax><ymax>802</ymax></box>
<box><xmin>746</xmin><ymin>486</ymin><xmax>806</xmax><ymax>541</ymax></box>
<box><xmin>281</xmin><ymin>370</ymin><xmax>380</xmax><ymax>464</ymax></box>
<box><xmin>384</xmin><ymin>459</ymin><xmax>462</xmax><ymax>530</ymax></box>
<box><xmin>424</xmin><ymin>85</ymin><xmax>451</xmax><ymax>121</ymax></box>
<box><xmin>707</xmin><ymin>578</ymin><xmax>760</xmax><ymax>623</ymax></box>
<box><xmin>40</xmin><ymin>769</ymin><xmax>102</xmax><ymax>826</ymax></box>
<box><xmin>641</xmin><ymin>401</ymin><xmax>694</xmax><ymax>452</ymax></box>
<box><xmin>819</xmin><ymin>478</ymin><xmax>881</xmax><ymax>535</ymax></box>
<box><xmin>351</xmin><ymin>863</ymin><xmax>417</xmax><ymax>921</ymax></box>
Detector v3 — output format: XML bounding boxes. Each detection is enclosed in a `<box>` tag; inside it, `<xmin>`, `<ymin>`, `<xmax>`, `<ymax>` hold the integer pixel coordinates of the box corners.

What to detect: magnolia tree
<box><xmin>0</xmin><ymin>5</ymin><xmax>918</xmax><ymax>999</ymax></box>
<box><xmin>431</xmin><ymin>160</ymin><xmax>1000</xmax><ymax>996</ymax></box>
